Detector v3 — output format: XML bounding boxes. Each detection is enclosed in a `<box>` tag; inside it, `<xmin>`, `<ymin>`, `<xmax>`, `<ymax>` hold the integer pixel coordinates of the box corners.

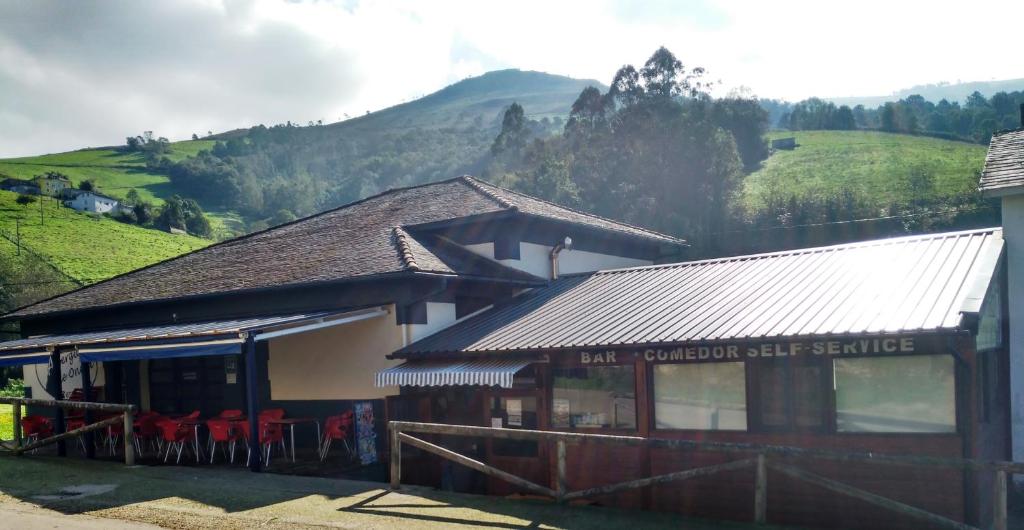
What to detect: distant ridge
<box><xmin>827</xmin><ymin>77</ymin><xmax>1024</xmax><ymax>108</ymax></box>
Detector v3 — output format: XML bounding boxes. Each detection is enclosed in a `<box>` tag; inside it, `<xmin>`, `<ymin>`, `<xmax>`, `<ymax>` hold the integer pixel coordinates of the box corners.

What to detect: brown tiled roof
<box><xmin>470</xmin><ymin>178</ymin><xmax>681</xmax><ymax>244</ymax></box>
<box><xmin>980</xmin><ymin>128</ymin><xmax>1024</xmax><ymax>193</ymax></box>
<box><xmin>7</xmin><ymin>176</ymin><xmax>678</xmax><ymax>319</ymax></box>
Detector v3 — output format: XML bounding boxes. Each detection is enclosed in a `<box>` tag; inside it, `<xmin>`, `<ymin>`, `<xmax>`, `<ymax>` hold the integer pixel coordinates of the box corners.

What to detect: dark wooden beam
<box><xmin>244</xmin><ymin>334</ymin><xmax>261</xmax><ymax>472</ymax></box>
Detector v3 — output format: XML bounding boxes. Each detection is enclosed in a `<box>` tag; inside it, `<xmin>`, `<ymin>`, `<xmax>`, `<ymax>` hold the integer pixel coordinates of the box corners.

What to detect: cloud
<box><xmin>1</xmin><ymin>0</ymin><xmax>1023</xmax><ymax>157</ymax></box>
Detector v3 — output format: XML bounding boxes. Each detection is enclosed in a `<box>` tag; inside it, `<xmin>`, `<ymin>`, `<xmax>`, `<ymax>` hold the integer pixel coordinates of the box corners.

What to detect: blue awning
<box><xmin>78</xmin><ymin>340</ymin><xmax>242</xmax><ymax>362</ymax></box>
<box><xmin>0</xmin><ymin>351</ymin><xmax>50</xmax><ymax>367</ymax></box>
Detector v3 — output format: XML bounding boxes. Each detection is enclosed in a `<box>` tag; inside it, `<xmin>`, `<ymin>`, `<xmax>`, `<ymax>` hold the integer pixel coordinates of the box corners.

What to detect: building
<box><xmin>63</xmin><ymin>190</ymin><xmax>121</xmax><ymax>214</ymax></box>
<box><xmin>383</xmin><ymin>228</ymin><xmax>1006</xmax><ymax>529</ymax></box>
<box><xmin>0</xmin><ymin>174</ymin><xmax>1009</xmax><ymax>529</ymax></box>
<box><xmin>0</xmin><ymin>175</ymin><xmax>679</xmax><ymax>468</ymax></box>
<box><xmin>978</xmin><ymin>105</ymin><xmax>1024</xmax><ymax>467</ymax></box>
<box><xmin>771</xmin><ymin>137</ymin><xmax>797</xmax><ymax>150</ymax></box>
<box><xmin>35</xmin><ymin>173</ymin><xmax>72</xmax><ymax>196</ymax></box>
<box><xmin>0</xmin><ymin>177</ymin><xmax>40</xmax><ymax>195</ymax></box>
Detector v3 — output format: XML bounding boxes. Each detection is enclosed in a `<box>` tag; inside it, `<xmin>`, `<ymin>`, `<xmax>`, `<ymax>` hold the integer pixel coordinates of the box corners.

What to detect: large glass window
<box><xmin>490</xmin><ymin>396</ymin><xmax>538</xmax><ymax>456</ymax></box>
<box><xmin>653</xmin><ymin>363</ymin><xmax>747</xmax><ymax>430</ymax></box>
<box><xmin>552</xmin><ymin>365</ymin><xmax>636</xmax><ymax>429</ymax></box>
<box><xmin>834</xmin><ymin>355</ymin><xmax>956</xmax><ymax>433</ymax></box>
<box><xmin>753</xmin><ymin>361</ymin><xmax>826</xmax><ymax>431</ymax></box>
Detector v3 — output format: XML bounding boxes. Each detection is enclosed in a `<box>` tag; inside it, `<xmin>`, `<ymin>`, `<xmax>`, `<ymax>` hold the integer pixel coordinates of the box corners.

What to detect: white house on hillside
<box><xmin>64</xmin><ymin>190</ymin><xmax>120</xmax><ymax>214</ymax></box>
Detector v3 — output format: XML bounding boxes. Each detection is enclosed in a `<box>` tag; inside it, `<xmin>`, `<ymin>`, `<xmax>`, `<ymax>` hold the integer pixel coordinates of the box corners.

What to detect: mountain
<box><xmin>828</xmin><ymin>78</ymin><xmax>1024</xmax><ymax>108</ymax></box>
<box><xmin>325</xmin><ymin>69</ymin><xmax>605</xmax><ymax>132</ymax></box>
<box><xmin>166</xmin><ymin>70</ymin><xmax>605</xmax><ymax>228</ymax></box>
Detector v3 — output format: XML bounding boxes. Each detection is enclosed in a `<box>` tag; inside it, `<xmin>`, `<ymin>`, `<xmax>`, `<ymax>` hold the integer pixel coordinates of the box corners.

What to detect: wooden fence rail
<box><xmin>0</xmin><ymin>396</ymin><xmax>136</xmax><ymax>465</ymax></box>
<box><xmin>388</xmin><ymin>421</ymin><xmax>1013</xmax><ymax>530</ymax></box>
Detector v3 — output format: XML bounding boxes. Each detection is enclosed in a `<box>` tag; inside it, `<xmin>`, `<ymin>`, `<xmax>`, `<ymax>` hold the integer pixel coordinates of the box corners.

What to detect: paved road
<box><xmin>0</xmin><ymin>502</ymin><xmax>162</xmax><ymax>529</ymax></box>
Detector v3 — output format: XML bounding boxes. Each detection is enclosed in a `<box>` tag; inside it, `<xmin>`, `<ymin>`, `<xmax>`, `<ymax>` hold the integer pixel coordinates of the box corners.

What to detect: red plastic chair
<box><xmin>319</xmin><ymin>411</ymin><xmax>354</xmax><ymax>462</ymax></box>
<box><xmin>234</xmin><ymin>413</ymin><xmax>286</xmax><ymax>467</ymax></box>
<box><xmin>259</xmin><ymin>408</ymin><xmax>285</xmax><ymax>420</ymax></box>
<box><xmin>206</xmin><ymin>419</ymin><xmax>243</xmax><ymax>464</ymax></box>
<box><xmin>21</xmin><ymin>416</ymin><xmax>55</xmax><ymax>454</ymax></box>
<box><xmin>218</xmin><ymin>409</ymin><xmax>244</xmax><ymax>419</ymax></box>
<box><xmin>133</xmin><ymin>412</ymin><xmax>163</xmax><ymax>456</ymax></box>
<box><xmin>64</xmin><ymin>416</ymin><xmax>88</xmax><ymax>453</ymax></box>
<box><xmin>158</xmin><ymin>419</ymin><xmax>197</xmax><ymax>464</ymax></box>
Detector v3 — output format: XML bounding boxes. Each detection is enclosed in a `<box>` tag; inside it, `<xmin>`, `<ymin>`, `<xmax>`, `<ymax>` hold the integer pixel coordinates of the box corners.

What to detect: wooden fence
<box><xmin>0</xmin><ymin>396</ymin><xmax>137</xmax><ymax>465</ymax></box>
<box><xmin>388</xmin><ymin>421</ymin><xmax>1016</xmax><ymax>530</ymax></box>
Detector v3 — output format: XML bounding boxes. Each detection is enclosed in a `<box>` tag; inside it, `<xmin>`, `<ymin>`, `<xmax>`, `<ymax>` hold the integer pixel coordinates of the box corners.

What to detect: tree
<box><xmin>15</xmin><ymin>194</ymin><xmax>36</xmax><ymax>208</ymax></box>
<box><xmin>491</xmin><ymin>103</ymin><xmax>528</xmax><ymax>156</ymax></box>
<box><xmin>155</xmin><ymin>195</ymin><xmax>212</xmax><ymax>237</ymax></box>
<box><xmin>133</xmin><ymin>202</ymin><xmax>153</xmax><ymax>225</ymax></box>
<box><xmin>125</xmin><ymin>189</ymin><xmax>141</xmax><ymax>205</ymax></box>
<box><xmin>79</xmin><ymin>180</ymin><xmax>94</xmax><ymax>192</ymax></box>
<box><xmin>270</xmin><ymin>209</ymin><xmax>297</xmax><ymax>226</ymax></box>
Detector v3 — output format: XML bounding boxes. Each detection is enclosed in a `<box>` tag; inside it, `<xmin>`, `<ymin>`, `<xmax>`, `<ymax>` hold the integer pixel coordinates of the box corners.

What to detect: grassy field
<box><xmin>0</xmin><ymin>190</ymin><xmax>208</xmax><ymax>283</ymax></box>
<box><xmin>741</xmin><ymin>130</ymin><xmax>987</xmax><ymax>214</ymax></box>
<box><xmin>0</xmin><ymin>140</ymin><xmax>215</xmax><ymax>206</ymax></box>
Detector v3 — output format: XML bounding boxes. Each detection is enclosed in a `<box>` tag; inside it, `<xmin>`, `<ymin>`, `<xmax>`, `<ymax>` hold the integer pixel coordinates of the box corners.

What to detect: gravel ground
<box><xmin>0</xmin><ymin>454</ymin><xmax>770</xmax><ymax>529</ymax></box>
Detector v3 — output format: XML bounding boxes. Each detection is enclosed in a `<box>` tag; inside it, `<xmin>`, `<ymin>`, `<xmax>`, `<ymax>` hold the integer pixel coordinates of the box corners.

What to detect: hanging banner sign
<box><xmin>579</xmin><ymin>337</ymin><xmax>921</xmax><ymax>365</ymax></box>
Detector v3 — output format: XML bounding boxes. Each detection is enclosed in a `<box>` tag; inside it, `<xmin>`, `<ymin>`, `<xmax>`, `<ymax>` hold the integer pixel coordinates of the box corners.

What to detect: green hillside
<box><xmin>0</xmin><ymin>190</ymin><xmax>208</xmax><ymax>283</ymax></box>
<box><xmin>0</xmin><ymin>140</ymin><xmax>214</xmax><ymax>206</ymax></box>
<box><xmin>740</xmin><ymin>131</ymin><xmax>987</xmax><ymax>214</ymax></box>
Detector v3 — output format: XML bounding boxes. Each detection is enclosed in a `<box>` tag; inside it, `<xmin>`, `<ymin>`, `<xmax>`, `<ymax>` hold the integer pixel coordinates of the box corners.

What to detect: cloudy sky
<box><xmin>1</xmin><ymin>0</ymin><xmax>1022</xmax><ymax>157</ymax></box>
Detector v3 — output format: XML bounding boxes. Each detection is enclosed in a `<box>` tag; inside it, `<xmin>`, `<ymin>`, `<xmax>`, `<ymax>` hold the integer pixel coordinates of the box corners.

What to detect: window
<box><xmin>750</xmin><ymin>360</ymin><xmax>827</xmax><ymax>431</ymax></box>
<box><xmin>552</xmin><ymin>365</ymin><xmax>635</xmax><ymax>429</ymax></box>
<box><xmin>653</xmin><ymin>363</ymin><xmax>747</xmax><ymax>430</ymax></box>
<box><xmin>490</xmin><ymin>396</ymin><xmax>538</xmax><ymax>456</ymax></box>
<box><xmin>834</xmin><ymin>355</ymin><xmax>956</xmax><ymax>433</ymax></box>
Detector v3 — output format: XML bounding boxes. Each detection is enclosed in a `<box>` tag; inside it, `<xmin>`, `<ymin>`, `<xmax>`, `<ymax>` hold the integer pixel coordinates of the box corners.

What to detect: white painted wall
<box><xmin>464</xmin><ymin>241</ymin><xmax>651</xmax><ymax>278</ymax></box>
<box><xmin>1003</xmin><ymin>194</ymin><xmax>1024</xmax><ymax>465</ymax></box>
<box><xmin>267</xmin><ymin>306</ymin><xmax>403</xmax><ymax>400</ymax></box>
<box><xmin>407</xmin><ymin>302</ymin><xmax>459</xmax><ymax>343</ymax></box>
<box><xmin>22</xmin><ymin>352</ymin><xmax>105</xmax><ymax>400</ymax></box>
<box><xmin>65</xmin><ymin>192</ymin><xmax>118</xmax><ymax>214</ymax></box>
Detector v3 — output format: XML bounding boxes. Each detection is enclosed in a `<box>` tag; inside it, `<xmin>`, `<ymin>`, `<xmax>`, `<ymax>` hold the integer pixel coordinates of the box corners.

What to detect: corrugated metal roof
<box><xmin>980</xmin><ymin>128</ymin><xmax>1024</xmax><ymax>194</ymax></box>
<box><xmin>398</xmin><ymin>228</ymin><xmax>1003</xmax><ymax>356</ymax></box>
<box><xmin>0</xmin><ymin>312</ymin><xmax>338</xmax><ymax>353</ymax></box>
<box><xmin>376</xmin><ymin>358</ymin><xmax>535</xmax><ymax>388</ymax></box>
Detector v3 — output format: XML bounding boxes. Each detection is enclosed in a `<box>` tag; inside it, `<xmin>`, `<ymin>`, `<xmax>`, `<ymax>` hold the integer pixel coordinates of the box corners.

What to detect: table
<box><xmin>266</xmin><ymin>418</ymin><xmax>321</xmax><ymax>462</ymax></box>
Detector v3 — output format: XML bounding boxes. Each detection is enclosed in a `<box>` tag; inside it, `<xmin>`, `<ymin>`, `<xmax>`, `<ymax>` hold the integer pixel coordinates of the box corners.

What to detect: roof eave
<box><xmin>391</xmin><ymin>328</ymin><xmax>973</xmax><ymax>359</ymax></box>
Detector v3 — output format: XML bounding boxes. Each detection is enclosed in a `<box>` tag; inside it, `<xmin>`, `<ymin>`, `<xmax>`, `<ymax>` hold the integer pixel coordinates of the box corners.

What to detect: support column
<box><xmin>47</xmin><ymin>349</ymin><xmax>66</xmax><ymax>456</ymax></box>
<box><xmin>81</xmin><ymin>360</ymin><xmax>95</xmax><ymax>459</ymax></box>
<box><xmin>244</xmin><ymin>334</ymin><xmax>261</xmax><ymax>472</ymax></box>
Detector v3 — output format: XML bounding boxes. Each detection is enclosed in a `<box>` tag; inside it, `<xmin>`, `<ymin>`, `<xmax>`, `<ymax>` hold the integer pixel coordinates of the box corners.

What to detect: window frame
<box><xmin>549</xmin><ymin>359</ymin><xmax>638</xmax><ymax>433</ymax></box>
<box><xmin>831</xmin><ymin>352</ymin><xmax>961</xmax><ymax>435</ymax></box>
<box><xmin>649</xmin><ymin>360</ymin><xmax>750</xmax><ymax>433</ymax></box>
<box><xmin>746</xmin><ymin>356</ymin><xmax>833</xmax><ymax>434</ymax></box>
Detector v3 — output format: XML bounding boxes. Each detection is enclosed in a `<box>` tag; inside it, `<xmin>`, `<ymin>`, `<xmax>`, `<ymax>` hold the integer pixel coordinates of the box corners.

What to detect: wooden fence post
<box><xmin>994</xmin><ymin>469</ymin><xmax>1007</xmax><ymax>530</ymax></box>
<box><xmin>12</xmin><ymin>402</ymin><xmax>22</xmax><ymax>450</ymax></box>
<box><xmin>123</xmin><ymin>410</ymin><xmax>135</xmax><ymax>466</ymax></box>
<box><xmin>755</xmin><ymin>453</ymin><xmax>767</xmax><ymax>524</ymax></box>
<box><xmin>390</xmin><ymin>423</ymin><xmax>401</xmax><ymax>490</ymax></box>
<box><xmin>556</xmin><ymin>440</ymin><xmax>567</xmax><ymax>503</ymax></box>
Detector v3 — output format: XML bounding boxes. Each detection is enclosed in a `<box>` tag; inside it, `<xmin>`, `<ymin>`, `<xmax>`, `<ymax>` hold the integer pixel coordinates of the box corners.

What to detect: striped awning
<box><xmin>376</xmin><ymin>358</ymin><xmax>535</xmax><ymax>388</ymax></box>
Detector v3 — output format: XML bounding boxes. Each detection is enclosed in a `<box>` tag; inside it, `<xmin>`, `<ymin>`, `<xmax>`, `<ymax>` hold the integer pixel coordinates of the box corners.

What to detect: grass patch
<box><xmin>0</xmin><ymin>190</ymin><xmax>209</xmax><ymax>283</ymax></box>
<box><xmin>741</xmin><ymin>130</ymin><xmax>987</xmax><ymax>214</ymax></box>
<box><xmin>0</xmin><ymin>404</ymin><xmax>11</xmax><ymax>441</ymax></box>
<box><xmin>0</xmin><ymin>140</ymin><xmax>218</xmax><ymax>207</ymax></box>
